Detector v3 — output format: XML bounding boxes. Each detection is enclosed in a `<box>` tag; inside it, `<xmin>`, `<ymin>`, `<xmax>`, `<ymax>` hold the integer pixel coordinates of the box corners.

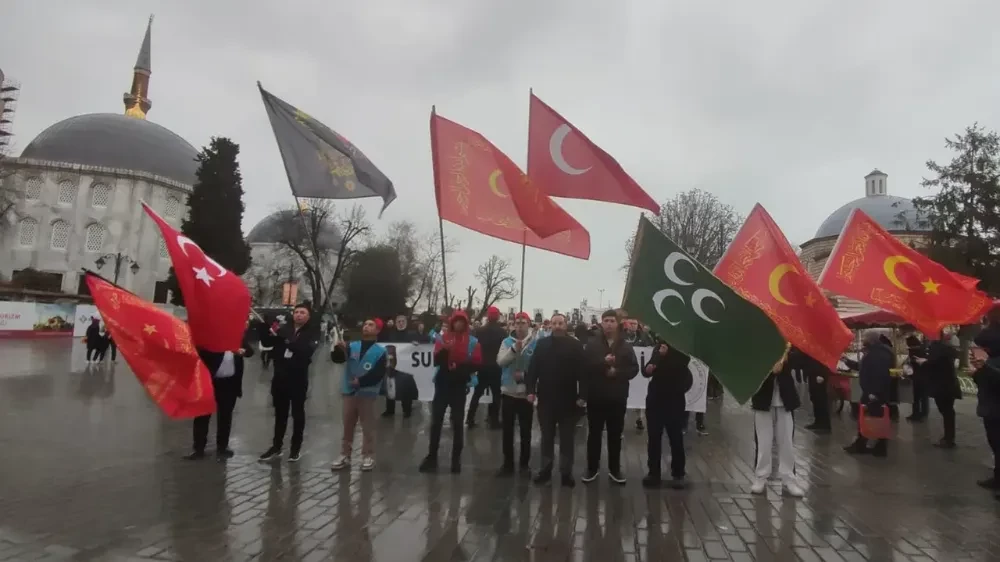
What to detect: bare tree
<box><xmin>475</xmin><ymin>255</ymin><xmax>518</xmax><ymax>316</ymax></box>
<box><xmin>622</xmin><ymin>189</ymin><xmax>743</xmax><ymax>271</ymax></box>
<box><xmin>0</xmin><ymin>155</ymin><xmax>22</xmax><ymax>243</ymax></box>
<box><xmin>379</xmin><ymin>219</ymin><xmax>459</xmax><ymax>314</ymax></box>
<box><xmin>243</xmin><ymin>251</ymin><xmax>285</xmax><ymax>307</ymax></box>
<box><xmin>272</xmin><ymin>199</ymin><xmax>371</xmax><ymax>314</ymax></box>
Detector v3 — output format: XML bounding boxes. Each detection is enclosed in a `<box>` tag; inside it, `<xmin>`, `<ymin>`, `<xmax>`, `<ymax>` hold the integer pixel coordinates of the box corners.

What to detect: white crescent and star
<box><xmin>176</xmin><ymin>235</ymin><xmax>228</xmax><ymax>286</ymax></box>
<box><xmin>548</xmin><ymin>124</ymin><xmax>591</xmax><ymax>176</ymax></box>
<box><xmin>651</xmin><ymin>251</ymin><xmax>726</xmax><ymax>326</ymax></box>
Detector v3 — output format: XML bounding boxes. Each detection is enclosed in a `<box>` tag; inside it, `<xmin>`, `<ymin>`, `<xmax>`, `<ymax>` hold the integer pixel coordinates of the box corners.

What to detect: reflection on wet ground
<box><xmin>0</xmin><ymin>339</ymin><xmax>998</xmax><ymax>561</ymax></box>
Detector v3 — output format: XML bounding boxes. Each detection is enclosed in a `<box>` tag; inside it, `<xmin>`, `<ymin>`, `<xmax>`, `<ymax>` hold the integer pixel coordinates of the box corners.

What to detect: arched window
<box><xmin>91</xmin><ymin>183</ymin><xmax>111</xmax><ymax>208</ymax></box>
<box><xmin>85</xmin><ymin>223</ymin><xmax>107</xmax><ymax>253</ymax></box>
<box><xmin>50</xmin><ymin>220</ymin><xmax>70</xmax><ymax>250</ymax></box>
<box><xmin>17</xmin><ymin>218</ymin><xmax>38</xmax><ymax>247</ymax></box>
<box><xmin>57</xmin><ymin>180</ymin><xmax>77</xmax><ymax>205</ymax></box>
<box><xmin>24</xmin><ymin>177</ymin><xmax>42</xmax><ymax>201</ymax></box>
<box><xmin>164</xmin><ymin>196</ymin><xmax>180</xmax><ymax>218</ymax></box>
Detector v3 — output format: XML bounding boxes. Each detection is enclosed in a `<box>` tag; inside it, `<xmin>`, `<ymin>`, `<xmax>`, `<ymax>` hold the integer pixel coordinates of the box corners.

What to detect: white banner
<box><xmin>387</xmin><ymin>343</ymin><xmax>708</xmax><ymax>412</ymax></box>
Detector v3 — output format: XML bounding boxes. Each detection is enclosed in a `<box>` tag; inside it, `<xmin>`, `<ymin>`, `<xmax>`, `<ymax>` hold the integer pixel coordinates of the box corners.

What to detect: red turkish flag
<box><xmin>86</xmin><ymin>274</ymin><xmax>215</xmax><ymax>419</ymax></box>
<box><xmin>715</xmin><ymin>204</ymin><xmax>852</xmax><ymax>370</ymax></box>
<box><xmin>817</xmin><ymin>209</ymin><xmax>993</xmax><ymax>336</ymax></box>
<box><xmin>527</xmin><ymin>93</ymin><xmax>658</xmax><ymax>213</ymax></box>
<box><xmin>431</xmin><ymin>112</ymin><xmax>590</xmax><ymax>259</ymax></box>
<box><xmin>143</xmin><ymin>202</ymin><xmax>251</xmax><ymax>352</ymax></box>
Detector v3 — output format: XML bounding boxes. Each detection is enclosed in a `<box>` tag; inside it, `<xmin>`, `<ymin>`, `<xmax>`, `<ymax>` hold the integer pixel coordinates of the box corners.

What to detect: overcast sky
<box><xmin>4</xmin><ymin>0</ymin><xmax>1000</xmax><ymax>314</ymax></box>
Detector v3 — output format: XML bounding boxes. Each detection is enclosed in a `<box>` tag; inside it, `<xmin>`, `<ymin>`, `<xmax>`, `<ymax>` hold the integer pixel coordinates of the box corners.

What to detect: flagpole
<box><xmin>519</xmin><ymin>229</ymin><xmax>527</xmax><ymax>311</ymax></box>
<box><xmin>430</xmin><ymin>105</ymin><xmax>449</xmax><ymax>310</ymax></box>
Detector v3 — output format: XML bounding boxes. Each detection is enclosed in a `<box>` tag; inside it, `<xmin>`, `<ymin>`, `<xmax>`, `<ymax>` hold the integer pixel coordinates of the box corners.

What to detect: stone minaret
<box><xmin>123</xmin><ymin>15</ymin><xmax>153</xmax><ymax>119</ymax></box>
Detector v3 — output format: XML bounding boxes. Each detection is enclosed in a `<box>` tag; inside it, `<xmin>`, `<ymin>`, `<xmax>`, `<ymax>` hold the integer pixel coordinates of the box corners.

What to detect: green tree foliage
<box><xmin>341</xmin><ymin>245</ymin><xmax>408</xmax><ymax>322</ymax></box>
<box><xmin>911</xmin><ymin>124</ymin><xmax>1000</xmax><ymax>295</ymax></box>
<box><xmin>168</xmin><ymin>137</ymin><xmax>252</xmax><ymax>305</ymax></box>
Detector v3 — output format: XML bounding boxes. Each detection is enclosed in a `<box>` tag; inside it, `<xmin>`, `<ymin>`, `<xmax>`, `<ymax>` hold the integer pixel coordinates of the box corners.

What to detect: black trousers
<box><xmin>586</xmin><ymin>399</ymin><xmax>626</xmax><ymax>473</ymax></box>
<box><xmin>683</xmin><ymin>411</ymin><xmax>706</xmax><ymax>428</ymax></box>
<box><xmin>646</xmin><ymin>404</ymin><xmax>685</xmax><ymax>478</ymax></box>
<box><xmin>467</xmin><ymin>366</ymin><xmax>501</xmax><ymax>424</ymax></box>
<box><xmin>86</xmin><ymin>343</ymin><xmax>100</xmax><ymax>361</ymax></box>
<box><xmin>935</xmin><ymin>397</ymin><xmax>956</xmax><ymax>443</ymax></box>
<box><xmin>911</xmin><ymin>377</ymin><xmax>930</xmax><ymax>418</ymax></box>
<box><xmin>260</xmin><ymin>349</ymin><xmax>273</xmax><ymax>368</ymax></box>
<box><xmin>810</xmin><ymin>382</ymin><xmax>831</xmax><ymax>428</ymax></box>
<box><xmin>271</xmin><ymin>379</ymin><xmax>307</xmax><ymax>451</ymax></box>
<box><xmin>429</xmin><ymin>387</ymin><xmax>466</xmax><ymax>462</ymax></box>
<box><xmin>984</xmin><ymin>418</ymin><xmax>1000</xmax><ymax>482</ymax></box>
<box><xmin>501</xmin><ymin>395</ymin><xmax>533</xmax><ymax>467</ymax></box>
<box><xmin>538</xmin><ymin>404</ymin><xmax>576</xmax><ymax>476</ymax></box>
<box><xmin>192</xmin><ymin>377</ymin><xmax>240</xmax><ymax>452</ymax></box>
<box><xmin>384</xmin><ymin>398</ymin><xmax>413</xmax><ymax>416</ymax></box>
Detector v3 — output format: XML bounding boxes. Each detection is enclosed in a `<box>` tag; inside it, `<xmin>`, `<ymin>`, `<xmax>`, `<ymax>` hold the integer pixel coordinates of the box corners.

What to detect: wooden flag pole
<box><xmin>430</xmin><ymin>105</ymin><xmax>450</xmax><ymax>310</ymax></box>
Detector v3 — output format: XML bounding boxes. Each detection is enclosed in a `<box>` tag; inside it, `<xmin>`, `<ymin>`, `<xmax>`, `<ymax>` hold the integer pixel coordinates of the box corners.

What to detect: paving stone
<box><xmin>0</xmin><ymin>340</ymin><xmax>999</xmax><ymax>561</ymax></box>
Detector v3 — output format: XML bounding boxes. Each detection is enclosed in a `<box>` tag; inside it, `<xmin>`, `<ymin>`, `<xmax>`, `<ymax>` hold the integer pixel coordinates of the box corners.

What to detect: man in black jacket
<box><xmin>794</xmin><ymin>347</ymin><xmax>832</xmax><ymax>433</ymax></box>
<box><xmin>186</xmin><ymin>327</ymin><xmax>255</xmax><ymax>460</ymax></box>
<box><xmin>905</xmin><ymin>334</ymin><xmax>930</xmax><ymax>421</ymax></box>
<box><xmin>259</xmin><ymin>304</ymin><xmax>320</xmax><ymax>463</ymax></box>
<box><xmin>382</xmin><ymin>314</ymin><xmax>424</xmax><ymax>418</ymax></box>
<box><xmin>525</xmin><ymin>313</ymin><xmax>587</xmax><ymax>487</ymax></box>
<box><xmin>642</xmin><ymin>341</ymin><xmax>691</xmax><ymax>489</ymax></box>
<box><xmin>924</xmin><ymin>332</ymin><xmax>961</xmax><ymax>448</ymax></box>
<box><xmin>468</xmin><ymin>306</ymin><xmax>507</xmax><ymax>429</ymax></box>
<box><xmin>843</xmin><ymin>331</ymin><xmax>894</xmax><ymax>457</ymax></box>
<box><xmin>582</xmin><ymin>310</ymin><xmax>639</xmax><ymax>485</ymax></box>
<box><xmin>973</xmin><ymin>313</ymin><xmax>1000</xmax><ymax>495</ymax></box>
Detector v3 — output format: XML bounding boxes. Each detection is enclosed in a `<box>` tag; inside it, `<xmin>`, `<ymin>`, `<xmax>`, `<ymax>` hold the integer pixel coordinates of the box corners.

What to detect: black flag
<box><xmin>258</xmin><ymin>83</ymin><xmax>397</xmax><ymax>215</ymax></box>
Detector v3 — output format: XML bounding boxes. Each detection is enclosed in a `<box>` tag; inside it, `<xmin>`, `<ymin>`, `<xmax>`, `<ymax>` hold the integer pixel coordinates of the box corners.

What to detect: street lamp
<box><xmin>598</xmin><ymin>288</ymin><xmax>605</xmax><ymax>309</ymax></box>
<box><xmin>95</xmin><ymin>252</ymin><xmax>140</xmax><ymax>284</ymax></box>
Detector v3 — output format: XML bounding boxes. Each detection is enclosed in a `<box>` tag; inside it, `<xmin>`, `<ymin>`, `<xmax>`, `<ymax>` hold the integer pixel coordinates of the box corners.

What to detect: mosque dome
<box><xmin>247</xmin><ymin>209</ymin><xmax>342</xmax><ymax>249</ymax></box>
<box><xmin>20</xmin><ymin>113</ymin><xmax>198</xmax><ymax>185</ymax></box>
<box><xmin>812</xmin><ymin>169</ymin><xmax>930</xmax><ymax>239</ymax></box>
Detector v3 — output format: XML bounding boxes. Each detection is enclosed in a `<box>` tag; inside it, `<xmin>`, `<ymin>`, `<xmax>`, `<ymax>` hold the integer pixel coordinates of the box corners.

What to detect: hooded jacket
<box><xmin>432</xmin><ymin>310</ymin><xmax>483</xmax><ymax>392</ymax></box>
<box><xmin>497</xmin><ymin>329</ymin><xmax>537</xmax><ymax>398</ymax></box>
<box><xmin>643</xmin><ymin>344</ymin><xmax>692</xmax><ymax>410</ymax></box>
<box><xmin>844</xmin><ymin>341</ymin><xmax>895</xmax><ymax>401</ymax></box>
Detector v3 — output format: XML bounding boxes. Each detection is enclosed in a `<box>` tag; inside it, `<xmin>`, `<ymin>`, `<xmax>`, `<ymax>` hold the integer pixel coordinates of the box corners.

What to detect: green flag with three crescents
<box><xmin>622</xmin><ymin>216</ymin><xmax>787</xmax><ymax>404</ymax></box>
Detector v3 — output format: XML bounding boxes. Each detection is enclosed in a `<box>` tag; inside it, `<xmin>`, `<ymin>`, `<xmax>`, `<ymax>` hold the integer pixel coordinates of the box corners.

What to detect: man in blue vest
<box><xmin>495</xmin><ymin>311</ymin><xmax>538</xmax><ymax>476</ymax></box>
<box><xmin>330</xmin><ymin>318</ymin><xmax>388</xmax><ymax>472</ymax></box>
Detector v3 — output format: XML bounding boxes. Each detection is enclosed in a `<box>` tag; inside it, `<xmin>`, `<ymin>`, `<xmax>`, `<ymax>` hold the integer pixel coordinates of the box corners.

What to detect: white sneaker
<box><xmin>331</xmin><ymin>455</ymin><xmax>349</xmax><ymax>470</ymax></box>
<box><xmin>783</xmin><ymin>481</ymin><xmax>805</xmax><ymax>497</ymax></box>
<box><xmin>361</xmin><ymin>456</ymin><xmax>375</xmax><ymax>471</ymax></box>
<box><xmin>750</xmin><ymin>479</ymin><xmax>767</xmax><ymax>495</ymax></box>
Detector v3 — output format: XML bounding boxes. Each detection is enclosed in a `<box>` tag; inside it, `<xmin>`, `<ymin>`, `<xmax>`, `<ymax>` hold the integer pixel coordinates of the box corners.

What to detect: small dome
<box><xmin>814</xmin><ymin>194</ymin><xmax>928</xmax><ymax>239</ymax></box>
<box><xmin>20</xmin><ymin>113</ymin><xmax>198</xmax><ymax>185</ymax></box>
<box><xmin>248</xmin><ymin>209</ymin><xmax>341</xmax><ymax>249</ymax></box>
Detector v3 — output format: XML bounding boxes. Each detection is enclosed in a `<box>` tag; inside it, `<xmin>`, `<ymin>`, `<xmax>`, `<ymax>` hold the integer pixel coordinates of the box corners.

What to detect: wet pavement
<box><xmin>0</xmin><ymin>339</ymin><xmax>998</xmax><ymax>561</ymax></box>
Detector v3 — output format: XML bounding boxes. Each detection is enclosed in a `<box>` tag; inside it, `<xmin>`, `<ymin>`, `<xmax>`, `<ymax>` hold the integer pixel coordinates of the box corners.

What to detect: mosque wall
<box><xmin>1</xmin><ymin>159</ymin><xmax>190</xmax><ymax>301</ymax></box>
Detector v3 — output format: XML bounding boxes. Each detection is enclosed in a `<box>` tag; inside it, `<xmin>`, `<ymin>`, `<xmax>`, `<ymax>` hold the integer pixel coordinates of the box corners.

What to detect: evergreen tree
<box><xmin>168</xmin><ymin>137</ymin><xmax>251</xmax><ymax>305</ymax></box>
<box><xmin>911</xmin><ymin>123</ymin><xmax>1000</xmax><ymax>294</ymax></box>
<box><xmin>341</xmin><ymin>245</ymin><xmax>407</xmax><ymax>321</ymax></box>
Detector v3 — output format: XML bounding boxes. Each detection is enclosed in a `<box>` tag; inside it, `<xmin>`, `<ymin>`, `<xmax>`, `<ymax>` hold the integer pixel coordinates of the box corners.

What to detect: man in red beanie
<box><xmin>468</xmin><ymin>305</ymin><xmax>508</xmax><ymax>429</ymax></box>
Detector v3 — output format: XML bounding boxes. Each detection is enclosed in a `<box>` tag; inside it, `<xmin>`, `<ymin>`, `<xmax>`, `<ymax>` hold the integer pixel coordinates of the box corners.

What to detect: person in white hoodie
<box><xmin>495</xmin><ymin>311</ymin><xmax>538</xmax><ymax>476</ymax></box>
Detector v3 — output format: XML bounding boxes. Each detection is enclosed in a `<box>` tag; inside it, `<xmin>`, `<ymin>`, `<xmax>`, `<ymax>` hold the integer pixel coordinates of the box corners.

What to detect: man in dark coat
<box><xmin>641</xmin><ymin>340</ymin><xmax>692</xmax><ymax>489</ymax></box>
<box><xmin>259</xmin><ymin>304</ymin><xmax>320</xmax><ymax>463</ymax></box>
<box><xmin>905</xmin><ymin>334</ymin><xmax>930</xmax><ymax>421</ymax></box>
<box><xmin>582</xmin><ymin>310</ymin><xmax>639</xmax><ymax>485</ymax></box>
<box><xmin>186</xmin><ymin>327</ymin><xmax>255</xmax><ymax>460</ymax></box>
<box><xmin>525</xmin><ymin>313</ymin><xmax>587</xmax><ymax>488</ymax></box>
<box><xmin>382</xmin><ymin>315</ymin><xmax>424</xmax><ymax>418</ymax></box>
<box><xmin>973</xmin><ymin>312</ymin><xmax>1000</xmax><ymax>495</ymax></box>
<box><xmin>793</xmin><ymin>347</ymin><xmax>833</xmax><ymax>433</ymax></box>
<box><xmin>468</xmin><ymin>306</ymin><xmax>508</xmax><ymax>429</ymax></box>
<box><xmin>843</xmin><ymin>331</ymin><xmax>894</xmax><ymax>457</ymax></box>
<box><xmin>924</xmin><ymin>332</ymin><xmax>960</xmax><ymax>448</ymax></box>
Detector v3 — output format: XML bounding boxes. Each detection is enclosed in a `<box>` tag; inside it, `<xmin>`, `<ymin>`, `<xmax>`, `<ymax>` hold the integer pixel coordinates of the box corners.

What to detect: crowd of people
<box><xmin>176</xmin><ymin>302</ymin><xmax>1000</xmax><ymax>501</ymax></box>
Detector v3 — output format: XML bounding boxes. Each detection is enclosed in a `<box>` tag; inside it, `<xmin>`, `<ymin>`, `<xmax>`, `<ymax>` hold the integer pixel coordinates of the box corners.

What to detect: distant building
<box><xmin>1</xmin><ymin>17</ymin><xmax>198</xmax><ymax>302</ymax></box>
<box><xmin>798</xmin><ymin>169</ymin><xmax>931</xmax><ymax>316</ymax></box>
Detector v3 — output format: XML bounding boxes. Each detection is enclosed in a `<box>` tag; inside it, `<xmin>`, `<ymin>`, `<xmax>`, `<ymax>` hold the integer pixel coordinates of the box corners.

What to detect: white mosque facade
<box><xmin>0</xmin><ymin>18</ymin><xmax>197</xmax><ymax>303</ymax></box>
